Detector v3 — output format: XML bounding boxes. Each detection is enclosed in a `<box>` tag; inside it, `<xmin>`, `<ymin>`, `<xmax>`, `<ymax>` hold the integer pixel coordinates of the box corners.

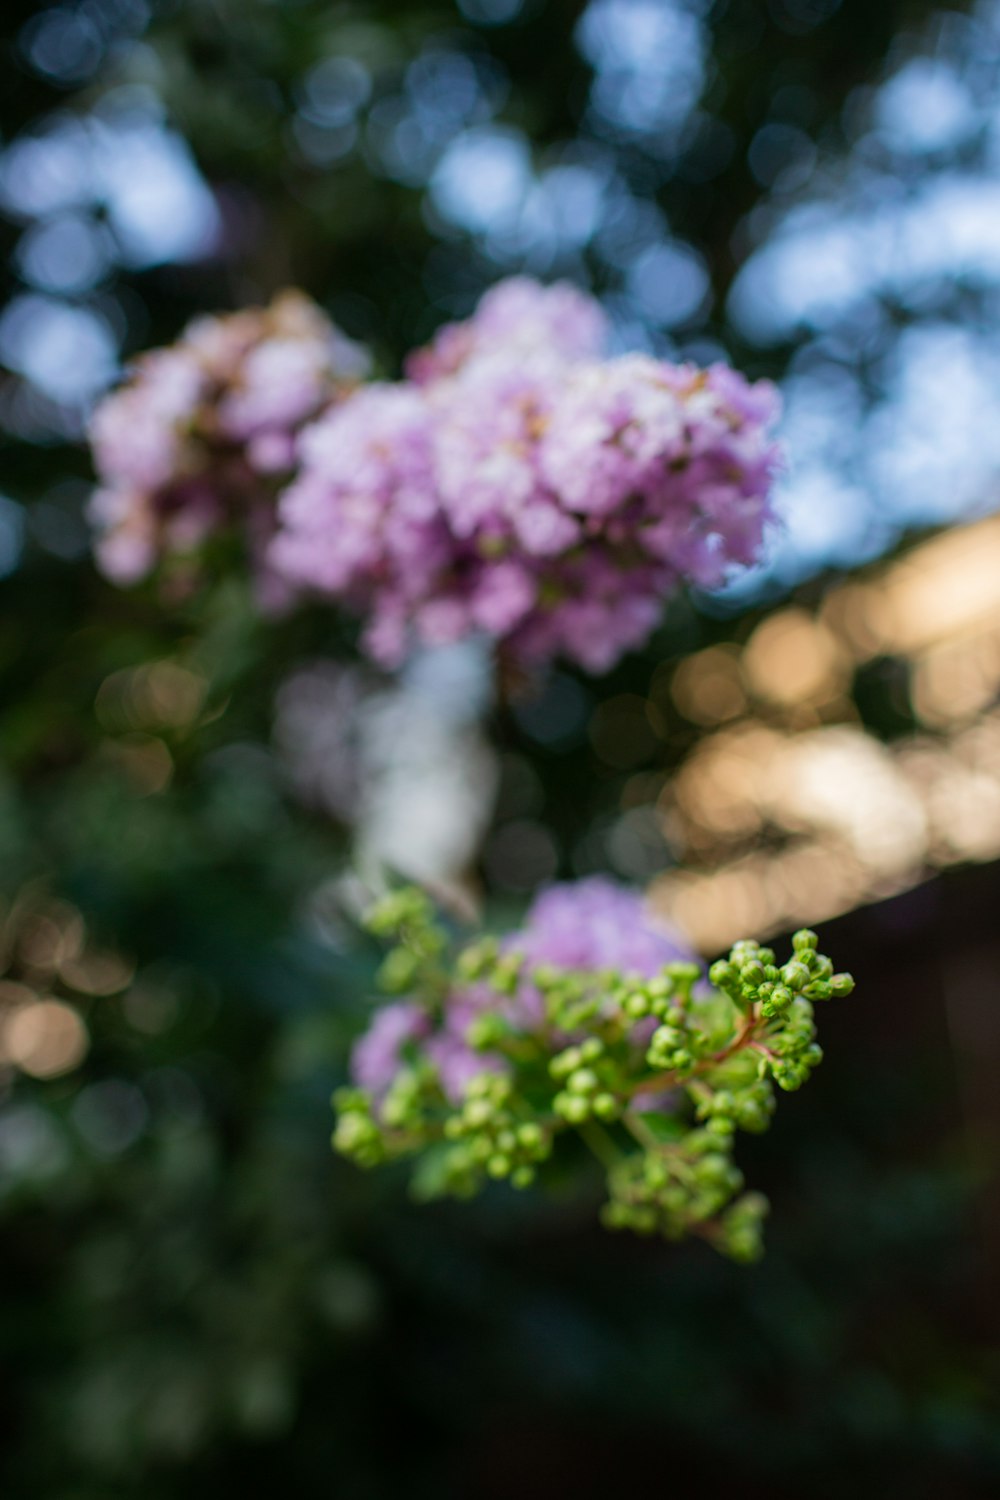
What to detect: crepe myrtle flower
<box><xmin>335</xmin><ymin>881</ymin><xmax>855</xmax><ymax>1260</ymax></box>
<box><xmin>88</xmin><ymin>276</ymin><xmax>781</xmax><ymax>673</ymax></box>
<box><xmin>405</xmin><ymin>275</ymin><xmax>610</xmax><ymax>384</ymax></box>
<box><xmin>271</xmin><ymin>291</ymin><xmax>781</xmax><ymax>672</ymax></box>
<box><xmin>88</xmin><ymin>291</ymin><xmax>367</xmax><ymax>594</ymax></box>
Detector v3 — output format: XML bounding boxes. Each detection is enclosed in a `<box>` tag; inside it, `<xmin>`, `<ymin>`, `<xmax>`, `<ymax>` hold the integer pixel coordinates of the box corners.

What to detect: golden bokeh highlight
<box><xmin>669</xmin><ymin>646</ymin><xmax>747</xmax><ymax>726</ymax></box>
<box><xmin>0</xmin><ymin>889</ymin><xmax>135</xmax><ymax>1082</ymax></box>
<box><xmin>742</xmin><ymin>608</ymin><xmax>847</xmax><ymax>709</ymax></box>
<box><xmin>102</xmin><ymin>734</ymin><xmax>175</xmax><ymax>796</ymax></box>
<box><xmin>96</xmin><ymin>659</ymin><xmax>208</xmax><ymax>735</ymax></box>
<box><xmin>4</xmin><ymin>1001</ymin><xmax>88</xmax><ymax>1078</ymax></box>
<box><xmin>652</xmin><ymin>515</ymin><xmax>1000</xmax><ymax>952</ymax></box>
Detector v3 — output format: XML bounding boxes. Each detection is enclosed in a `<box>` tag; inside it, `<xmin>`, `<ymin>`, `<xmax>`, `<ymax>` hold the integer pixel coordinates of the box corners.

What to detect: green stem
<box><xmin>624</xmin><ymin>1008</ymin><xmax>763</xmax><ymax>1100</ymax></box>
<box><xmin>623</xmin><ymin>1115</ymin><xmax>660</xmax><ymax>1152</ymax></box>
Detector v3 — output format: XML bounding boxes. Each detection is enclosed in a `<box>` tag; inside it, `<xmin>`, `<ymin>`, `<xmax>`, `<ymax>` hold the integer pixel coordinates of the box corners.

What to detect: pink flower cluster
<box><xmin>405</xmin><ymin>275</ymin><xmax>609</xmax><ymax>384</ymax></box>
<box><xmin>88</xmin><ymin>291</ymin><xmax>366</xmax><ymax>595</ymax></box>
<box><xmin>352</xmin><ymin>876</ymin><xmax>694</xmax><ymax>1105</ymax></box>
<box><xmin>89</xmin><ymin>277</ymin><xmax>781</xmax><ymax>672</ymax></box>
<box><xmin>272</xmin><ymin>278</ymin><xmax>781</xmax><ymax>671</ymax></box>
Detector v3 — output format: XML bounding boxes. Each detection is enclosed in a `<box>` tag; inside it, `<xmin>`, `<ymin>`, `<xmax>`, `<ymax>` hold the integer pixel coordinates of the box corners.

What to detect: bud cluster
<box><xmin>333</xmin><ymin>885</ymin><xmax>856</xmax><ymax>1261</ymax></box>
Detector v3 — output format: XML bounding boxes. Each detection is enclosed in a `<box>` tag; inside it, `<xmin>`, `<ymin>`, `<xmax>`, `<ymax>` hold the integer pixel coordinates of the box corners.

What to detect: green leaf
<box><xmin>635</xmin><ymin>1112</ymin><xmax>688</xmax><ymax>1145</ymax></box>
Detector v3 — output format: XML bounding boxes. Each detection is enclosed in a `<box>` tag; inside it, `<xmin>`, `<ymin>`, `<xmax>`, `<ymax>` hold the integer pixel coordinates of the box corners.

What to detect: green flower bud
<box><xmin>464</xmin><ymin>1099</ymin><xmax>493</xmax><ymax>1128</ymax></box>
<box><xmin>343</xmin><ymin>886</ymin><xmax>857</xmax><ymax>1256</ymax></box>
<box><xmin>741</xmin><ymin>959</ymin><xmax>766</xmax><ymax>988</ymax></box>
<box><xmin>568</xmin><ymin>1068</ymin><xmax>599</xmax><ymax>1095</ymax></box>
<box><xmin>381</xmin><ymin>1097</ymin><xmax>409</xmax><ymax>1128</ymax></box>
<box><xmin>492</xmin><ymin>955</ymin><xmax>523</xmax><ymax>996</ymax></box>
<box><xmin>727</xmin><ymin>1233</ymin><xmax>764</xmax><ymax>1264</ymax></box>
<box><xmin>761</xmin><ymin>984</ymin><xmax>793</xmax><ymax>1018</ymax></box>
<box><xmin>467</xmin><ymin>1014</ymin><xmax>505</xmax><ymax>1049</ymax></box>
<box><xmin>564</xmin><ymin>997</ymin><xmax>600</xmax><ymax>1027</ymax></box>
<box><xmin>695</xmin><ymin>1152</ymin><xmax>735</xmax><ymax>1185</ymax></box>
<box><xmin>667</xmin><ymin>961</ymin><xmax>702</xmax><ymax>987</ymax></box>
<box><xmin>601</xmin><ymin>1201</ymin><xmax>630</xmax><ymax>1230</ymax></box>
<box><xmin>554</xmin><ymin>1092</ymin><xmax>590</xmax><ymax>1124</ymax></box>
<box><xmin>549</xmin><ymin>1046</ymin><xmax>583</xmax><ymax>1079</ymax></box>
<box><xmin>781</xmin><ymin>961</ymin><xmax>811</xmax><ymax>991</ymax></box>
<box><xmin>376</xmin><ymin>946</ymin><xmax>419</xmax><ymax>993</ymax></box>
<box><xmin>333</xmin><ymin>1111</ymin><xmax>382</xmax><ymax>1161</ymax></box>
<box><xmin>644</xmin><ymin>1157</ymin><xmax>669</xmax><ymax>1189</ymax></box>
<box><xmin>531</xmin><ymin>963</ymin><xmax>560</xmax><ymax>989</ymax></box>
<box><xmin>456</xmin><ymin>938</ymin><xmax>498</xmax><ymax>981</ymax></box>
<box><xmin>365</xmin><ymin>891</ymin><xmax>417</xmax><ymax>937</ymax></box>
<box><xmin>332</xmin><ymin>1087</ymin><xmax>369</xmax><ymax>1113</ymax></box>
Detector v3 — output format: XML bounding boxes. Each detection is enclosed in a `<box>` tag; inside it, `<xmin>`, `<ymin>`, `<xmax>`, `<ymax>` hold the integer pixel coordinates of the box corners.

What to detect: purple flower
<box><xmin>426</xmin><ymin>1027</ymin><xmax>505</xmax><ymax>1104</ymax></box>
<box><xmin>513</xmin><ymin>877</ymin><xmax>693</xmax><ymax>978</ymax></box>
<box><xmin>272</xmin><ymin>321</ymin><xmax>779</xmax><ymax>672</ymax></box>
<box><xmin>406</xmin><ymin>276</ymin><xmax>609</xmax><ymax>384</ymax></box>
<box><xmin>88</xmin><ymin>292</ymin><xmax>366</xmax><ymax>592</ymax></box>
<box><xmin>538</xmin><ymin>356</ymin><xmax>781</xmax><ymax>582</ymax></box>
<box><xmin>351</xmin><ymin>1001</ymin><xmax>428</xmax><ymax>1097</ymax></box>
<box><xmin>272</xmin><ymin>385</ymin><xmax>437</xmax><ymax>590</ymax></box>
<box><xmin>350</xmin><ymin>879</ymin><xmax>697</xmax><ymax>1108</ymax></box>
<box><xmin>270</xmin><ymin>382</ymin><xmax>455</xmax><ymax>662</ymax></box>
<box><xmin>431</xmin><ymin>363</ymin><xmax>557</xmax><ymax>543</ymax></box>
<box><xmin>539</xmin><ymin>357</ymin><xmax>686</xmax><ymax>517</ymax></box>
<box><xmin>349</xmin><ymin>990</ymin><xmax>507</xmax><ymax>1111</ymax></box>
<box><xmin>92</xmin><ymin>276</ymin><xmax>781</xmax><ymax>675</ymax></box>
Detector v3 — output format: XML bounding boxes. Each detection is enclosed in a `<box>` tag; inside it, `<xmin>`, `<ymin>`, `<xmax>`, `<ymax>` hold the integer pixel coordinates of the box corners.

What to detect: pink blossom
<box><xmin>406</xmin><ymin>276</ymin><xmax>609</xmax><ymax>384</ymax></box>
<box><xmin>88</xmin><ymin>292</ymin><xmax>365</xmax><ymax>592</ymax></box>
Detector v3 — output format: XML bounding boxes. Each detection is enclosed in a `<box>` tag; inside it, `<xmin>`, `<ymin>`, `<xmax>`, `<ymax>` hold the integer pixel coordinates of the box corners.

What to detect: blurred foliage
<box><xmin>0</xmin><ymin>0</ymin><xmax>999</xmax><ymax>1497</ymax></box>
